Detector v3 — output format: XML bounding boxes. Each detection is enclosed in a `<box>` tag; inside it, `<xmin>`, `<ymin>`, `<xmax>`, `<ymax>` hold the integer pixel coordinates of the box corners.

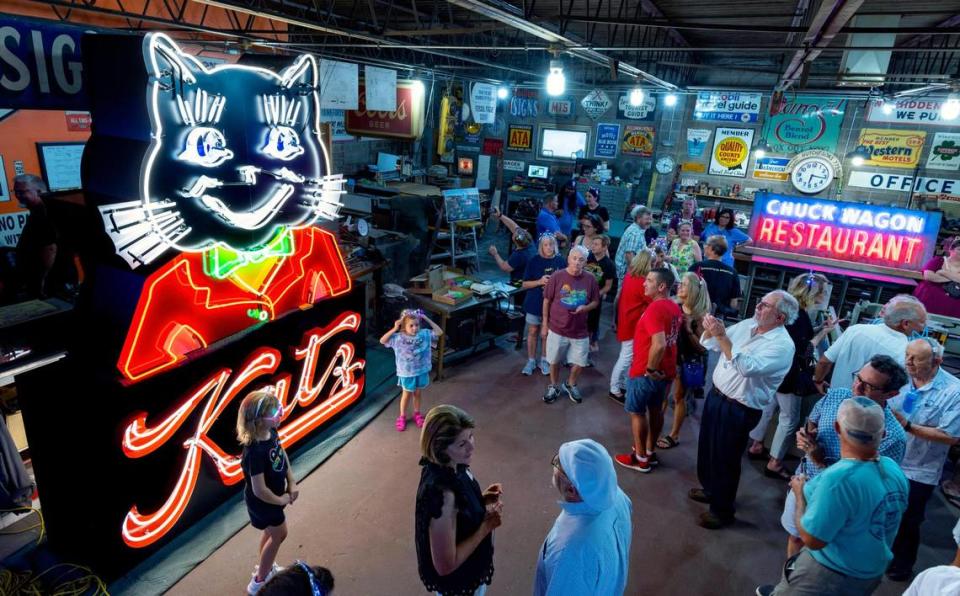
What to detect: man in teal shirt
<box><xmin>757</xmin><ymin>397</ymin><xmax>909</xmax><ymax>595</ymax></box>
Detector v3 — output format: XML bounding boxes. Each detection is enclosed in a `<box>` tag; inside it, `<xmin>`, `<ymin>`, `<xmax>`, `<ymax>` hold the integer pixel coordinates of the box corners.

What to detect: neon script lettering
<box><xmin>120</xmin><ymin>312</ymin><xmax>365</xmax><ymax>548</ymax></box>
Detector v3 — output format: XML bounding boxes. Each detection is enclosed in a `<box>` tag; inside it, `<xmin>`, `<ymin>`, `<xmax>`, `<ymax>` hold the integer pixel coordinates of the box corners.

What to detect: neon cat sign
<box><xmin>121</xmin><ymin>312</ymin><xmax>364</xmax><ymax>548</ymax></box>
<box><xmin>748</xmin><ymin>192</ymin><xmax>940</xmax><ymax>270</ymax></box>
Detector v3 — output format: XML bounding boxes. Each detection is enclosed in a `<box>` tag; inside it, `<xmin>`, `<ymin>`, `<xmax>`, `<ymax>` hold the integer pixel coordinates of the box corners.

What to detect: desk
<box><xmin>407</xmin><ymin>285</ymin><xmax>523</xmax><ymax>380</ymax></box>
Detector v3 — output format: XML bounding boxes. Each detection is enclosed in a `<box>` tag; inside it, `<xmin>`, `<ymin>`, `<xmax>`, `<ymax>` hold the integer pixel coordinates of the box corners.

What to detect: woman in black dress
<box><xmin>416</xmin><ymin>405</ymin><xmax>502</xmax><ymax>596</ymax></box>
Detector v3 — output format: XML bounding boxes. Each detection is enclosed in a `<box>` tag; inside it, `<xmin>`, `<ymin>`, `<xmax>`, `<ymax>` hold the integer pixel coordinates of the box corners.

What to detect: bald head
<box><xmin>905</xmin><ymin>338</ymin><xmax>943</xmax><ymax>382</ymax></box>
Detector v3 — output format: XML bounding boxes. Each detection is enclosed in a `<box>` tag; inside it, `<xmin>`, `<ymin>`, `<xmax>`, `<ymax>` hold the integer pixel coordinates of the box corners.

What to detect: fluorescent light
<box><xmin>664</xmin><ymin>93</ymin><xmax>678</xmax><ymax>107</ymax></box>
<box><xmin>497</xmin><ymin>86</ymin><xmax>509</xmax><ymax>99</ymax></box>
<box><xmin>546</xmin><ymin>60</ymin><xmax>565</xmax><ymax>97</ymax></box>
<box><xmin>629</xmin><ymin>87</ymin><xmax>644</xmax><ymax>106</ymax></box>
<box><xmin>943</xmin><ymin>95</ymin><xmax>960</xmax><ymax>121</ymax></box>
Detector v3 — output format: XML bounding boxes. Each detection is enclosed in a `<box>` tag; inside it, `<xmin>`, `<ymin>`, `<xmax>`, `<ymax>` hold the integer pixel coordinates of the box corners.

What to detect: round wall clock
<box><xmin>655</xmin><ymin>155</ymin><xmax>676</xmax><ymax>174</ymax></box>
<box><xmin>790</xmin><ymin>155</ymin><xmax>835</xmax><ymax>194</ymax></box>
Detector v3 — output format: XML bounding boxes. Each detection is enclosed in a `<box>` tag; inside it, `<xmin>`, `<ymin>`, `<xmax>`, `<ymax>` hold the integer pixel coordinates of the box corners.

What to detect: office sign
<box><xmin>507</xmin><ymin>124</ymin><xmax>533</xmax><ymax>152</ymax></box>
<box><xmin>752</xmin><ymin>156</ymin><xmax>790</xmax><ymax>181</ymax></box>
<box><xmin>0</xmin><ymin>15</ymin><xmax>90</xmax><ymax>109</ymax></box>
<box><xmin>546</xmin><ymin>98</ymin><xmax>574</xmax><ymax>118</ymax></box>
<box><xmin>594</xmin><ymin>123</ymin><xmax>620</xmax><ymax>159</ymax></box>
<box><xmin>749</xmin><ymin>192</ymin><xmax>940</xmax><ymax>271</ymax></box>
<box><xmin>847</xmin><ymin>171</ymin><xmax>960</xmax><ymax>197</ymax></box>
<box><xmin>616</xmin><ymin>94</ymin><xmax>656</xmax><ymax>120</ymax></box>
<box><xmin>694</xmin><ymin>91</ymin><xmax>761</xmax><ymax>123</ymax></box>
<box><xmin>926</xmin><ymin>132</ymin><xmax>960</xmax><ymax>172</ymax></box>
<box><xmin>857</xmin><ymin>128</ymin><xmax>926</xmax><ymax>169</ymax></box>
<box><xmin>763</xmin><ymin>95</ymin><xmax>846</xmax><ymax>155</ymax></box>
<box><xmin>709</xmin><ymin>127</ymin><xmax>754</xmax><ymax>177</ymax></box>
<box><xmin>621</xmin><ymin>125</ymin><xmax>655</xmax><ymax>157</ymax></box>
<box><xmin>866</xmin><ymin>98</ymin><xmax>959</xmax><ymax>126</ymax></box>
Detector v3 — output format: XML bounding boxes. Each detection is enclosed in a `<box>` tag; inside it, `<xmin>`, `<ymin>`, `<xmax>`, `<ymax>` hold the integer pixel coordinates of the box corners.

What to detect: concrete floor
<box><xmin>168</xmin><ymin>322</ymin><xmax>958</xmax><ymax>595</ymax></box>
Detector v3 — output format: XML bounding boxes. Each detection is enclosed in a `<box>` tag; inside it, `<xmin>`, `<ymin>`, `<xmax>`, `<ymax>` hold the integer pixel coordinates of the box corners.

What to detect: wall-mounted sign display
<box><xmin>345</xmin><ymin>80</ymin><xmax>425</xmax><ymax>139</ymax></box>
<box><xmin>0</xmin><ymin>15</ymin><xmax>89</xmax><ymax>110</ymax></box>
<box><xmin>687</xmin><ymin>129</ymin><xmax>712</xmax><ymax>158</ymax></box>
<box><xmin>581</xmin><ymin>89</ymin><xmax>612</xmax><ymax>120</ymax></box>
<box><xmin>694</xmin><ymin>91</ymin><xmax>761</xmax><ymax>123</ymax></box>
<box><xmin>319</xmin><ymin>59</ymin><xmax>359</xmax><ymax>109</ymax></box>
<box><xmin>503</xmin><ymin>159</ymin><xmax>525</xmax><ymax>172</ymax></box>
<box><xmin>616</xmin><ymin>94</ymin><xmax>656</xmax><ymax>120</ymax></box>
<box><xmin>65</xmin><ymin>110</ymin><xmax>92</xmax><ymax>131</ymax></box>
<box><xmin>709</xmin><ymin>127</ymin><xmax>754</xmax><ymax>177</ymax></box>
<box><xmin>546</xmin><ymin>98</ymin><xmax>574</xmax><ymax>118</ymax></box>
<box><xmin>37</xmin><ymin>142</ymin><xmax>84</xmax><ymax>192</ymax></box>
<box><xmin>752</xmin><ymin>156</ymin><xmax>790</xmax><ymax>181</ymax></box>
<box><xmin>0</xmin><ymin>210</ymin><xmax>27</xmax><ymax>248</ymax></box>
<box><xmin>866</xmin><ymin>98</ymin><xmax>959</xmax><ymax>127</ymax></box>
<box><xmin>594</xmin><ymin>123</ymin><xmax>620</xmax><ymax>159</ymax></box>
<box><xmin>857</xmin><ymin>128</ymin><xmax>927</xmax><ymax>169</ymax></box>
<box><xmin>510</xmin><ymin>88</ymin><xmax>539</xmax><ymax>119</ymax></box>
<box><xmin>0</xmin><ymin>155</ymin><xmax>8</xmax><ymax>202</ymax></box>
<box><xmin>34</xmin><ymin>32</ymin><xmax>365</xmax><ymax>571</ymax></box>
<box><xmin>847</xmin><ymin>171</ymin><xmax>960</xmax><ymax>196</ymax></box>
<box><xmin>787</xmin><ymin>150</ymin><xmax>842</xmax><ymax>195</ymax></box>
<box><xmin>456</xmin><ymin>144</ymin><xmax>480</xmax><ymax>153</ymax></box>
<box><xmin>363</xmin><ymin>65</ymin><xmax>397</xmax><ymax>112</ymax></box>
<box><xmin>320</xmin><ymin>108</ymin><xmax>355</xmax><ymax>141</ymax></box>
<box><xmin>469</xmin><ymin>82</ymin><xmax>497</xmax><ymax>124</ymax></box>
<box><xmin>621</xmin><ymin>125</ymin><xmax>655</xmax><ymax>157</ymax></box>
<box><xmin>749</xmin><ymin>192</ymin><xmax>941</xmax><ymax>271</ymax></box>
<box><xmin>926</xmin><ymin>132</ymin><xmax>960</xmax><ymax>172</ymax></box>
<box><xmin>763</xmin><ymin>95</ymin><xmax>845</xmax><ymax>155</ymax></box>
<box><xmin>682</xmin><ymin>161</ymin><xmax>706</xmax><ymax>173</ymax></box>
<box><xmin>507</xmin><ymin>124</ymin><xmax>534</xmax><ymax>152</ymax></box>
<box><xmin>482</xmin><ymin>138</ymin><xmax>504</xmax><ymax>156</ymax></box>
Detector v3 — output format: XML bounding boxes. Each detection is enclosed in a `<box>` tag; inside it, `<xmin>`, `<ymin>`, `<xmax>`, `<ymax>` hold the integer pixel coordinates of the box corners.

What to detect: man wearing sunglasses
<box><xmin>885</xmin><ymin>338</ymin><xmax>960</xmax><ymax>582</ymax></box>
<box><xmin>780</xmin><ymin>355</ymin><xmax>908</xmax><ymax>558</ymax></box>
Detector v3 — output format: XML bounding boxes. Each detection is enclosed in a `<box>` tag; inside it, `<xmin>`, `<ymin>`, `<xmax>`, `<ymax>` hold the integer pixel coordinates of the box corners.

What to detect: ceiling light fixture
<box><xmin>497</xmin><ymin>86</ymin><xmax>509</xmax><ymax>100</ymax></box>
<box><xmin>546</xmin><ymin>60</ymin><xmax>565</xmax><ymax>97</ymax></box>
<box><xmin>663</xmin><ymin>93</ymin><xmax>678</xmax><ymax>107</ymax></box>
<box><xmin>942</xmin><ymin>95</ymin><xmax>960</xmax><ymax>121</ymax></box>
<box><xmin>629</xmin><ymin>87</ymin><xmax>644</xmax><ymax>106</ymax></box>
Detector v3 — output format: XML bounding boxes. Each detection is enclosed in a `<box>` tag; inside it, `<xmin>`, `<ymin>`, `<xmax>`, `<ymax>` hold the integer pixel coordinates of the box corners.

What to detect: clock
<box><xmin>655</xmin><ymin>156</ymin><xmax>676</xmax><ymax>174</ymax></box>
<box><xmin>790</xmin><ymin>156</ymin><xmax>835</xmax><ymax>194</ymax></box>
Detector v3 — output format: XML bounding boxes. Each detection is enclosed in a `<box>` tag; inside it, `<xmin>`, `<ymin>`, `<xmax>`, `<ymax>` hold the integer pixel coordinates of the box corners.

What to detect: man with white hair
<box><xmin>813</xmin><ymin>295</ymin><xmax>927</xmax><ymax>394</ymax></box>
<box><xmin>886</xmin><ymin>338</ymin><xmax>960</xmax><ymax>582</ymax></box>
<box><xmin>614</xmin><ymin>205</ymin><xmax>657</xmax><ymax>281</ymax></box>
<box><xmin>542</xmin><ymin>245</ymin><xmax>599</xmax><ymax>404</ymax></box>
<box><xmin>11</xmin><ymin>174</ymin><xmax>58</xmax><ymax>299</ymax></box>
<box><xmin>689</xmin><ymin>290</ymin><xmax>797</xmax><ymax>529</ymax></box>
<box><xmin>535</xmin><ymin>439</ymin><xmax>632</xmax><ymax>596</ymax></box>
<box><xmin>756</xmin><ymin>397</ymin><xmax>909</xmax><ymax>596</ymax></box>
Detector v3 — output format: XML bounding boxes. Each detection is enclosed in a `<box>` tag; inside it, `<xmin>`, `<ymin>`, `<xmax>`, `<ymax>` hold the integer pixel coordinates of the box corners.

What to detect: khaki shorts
<box><xmin>546</xmin><ymin>330</ymin><xmax>589</xmax><ymax>367</ymax></box>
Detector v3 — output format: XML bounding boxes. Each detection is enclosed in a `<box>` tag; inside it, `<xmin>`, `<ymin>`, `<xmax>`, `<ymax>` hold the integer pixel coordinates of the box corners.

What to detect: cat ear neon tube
<box><xmin>748</xmin><ymin>192</ymin><xmax>941</xmax><ymax>271</ymax></box>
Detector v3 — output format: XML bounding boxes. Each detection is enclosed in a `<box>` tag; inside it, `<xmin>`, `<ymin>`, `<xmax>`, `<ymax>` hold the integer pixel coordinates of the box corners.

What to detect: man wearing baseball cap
<box><xmin>757</xmin><ymin>397</ymin><xmax>910</xmax><ymax>595</ymax></box>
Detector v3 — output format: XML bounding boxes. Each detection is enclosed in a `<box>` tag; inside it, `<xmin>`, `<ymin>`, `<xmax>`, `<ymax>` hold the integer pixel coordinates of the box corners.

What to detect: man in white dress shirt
<box><xmin>690</xmin><ymin>290</ymin><xmax>797</xmax><ymax>529</ymax></box>
<box><xmin>813</xmin><ymin>296</ymin><xmax>926</xmax><ymax>394</ymax></box>
<box><xmin>886</xmin><ymin>338</ymin><xmax>960</xmax><ymax>582</ymax></box>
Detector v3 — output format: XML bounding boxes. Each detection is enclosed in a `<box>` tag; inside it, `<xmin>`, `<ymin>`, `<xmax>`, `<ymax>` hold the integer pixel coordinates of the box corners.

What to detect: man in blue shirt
<box><xmin>781</xmin><ymin>355</ymin><xmax>908</xmax><ymax>557</ymax></box>
<box><xmin>886</xmin><ymin>338</ymin><xmax>960</xmax><ymax>582</ymax></box>
<box><xmin>536</xmin><ymin>195</ymin><xmax>567</xmax><ymax>245</ymax></box>
<box><xmin>757</xmin><ymin>397</ymin><xmax>909</xmax><ymax>596</ymax></box>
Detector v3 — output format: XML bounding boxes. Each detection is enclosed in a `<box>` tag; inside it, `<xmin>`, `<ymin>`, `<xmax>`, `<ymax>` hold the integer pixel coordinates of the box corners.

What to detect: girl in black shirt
<box><xmin>416</xmin><ymin>405</ymin><xmax>502</xmax><ymax>595</ymax></box>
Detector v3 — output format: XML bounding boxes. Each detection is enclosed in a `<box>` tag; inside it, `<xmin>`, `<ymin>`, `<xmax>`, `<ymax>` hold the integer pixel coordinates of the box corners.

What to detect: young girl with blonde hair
<box><xmin>381</xmin><ymin>309</ymin><xmax>444</xmax><ymax>431</ymax></box>
<box><xmin>237</xmin><ymin>389</ymin><xmax>298</xmax><ymax>595</ymax></box>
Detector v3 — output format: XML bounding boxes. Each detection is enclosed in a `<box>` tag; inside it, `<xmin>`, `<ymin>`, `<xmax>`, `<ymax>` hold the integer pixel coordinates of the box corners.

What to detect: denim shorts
<box><xmin>625</xmin><ymin>376</ymin><xmax>671</xmax><ymax>413</ymax></box>
<box><xmin>525</xmin><ymin>313</ymin><xmax>543</xmax><ymax>325</ymax></box>
<box><xmin>397</xmin><ymin>372</ymin><xmax>430</xmax><ymax>392</ymax></box>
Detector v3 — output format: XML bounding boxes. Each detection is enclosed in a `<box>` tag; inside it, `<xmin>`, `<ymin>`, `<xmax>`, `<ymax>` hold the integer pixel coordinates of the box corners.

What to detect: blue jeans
<box><xmin>625</xmin><ymin>376</ymin><xmax>670</xmax><ymax>413</ymax></box>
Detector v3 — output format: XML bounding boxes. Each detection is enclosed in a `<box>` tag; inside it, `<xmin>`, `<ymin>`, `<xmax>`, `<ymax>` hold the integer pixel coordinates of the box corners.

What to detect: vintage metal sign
<box><xmin>709</xmin><ymin>127</ymin><xmax>754</xmax><ymax>177</ymax></box>
<box><xmin>581</xmin><ymin>89</ymin><xmax>612</xmax><ymax>120</ymax></box>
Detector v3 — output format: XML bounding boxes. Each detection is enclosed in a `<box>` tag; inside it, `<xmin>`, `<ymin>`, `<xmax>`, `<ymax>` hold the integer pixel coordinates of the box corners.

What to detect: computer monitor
<box><xmin>376</xmin><ymin>152</ymin><xmax>400</xmax><ymax>173</ymax></box>
<box><xmin>527</xmin><ymin>164</ymin><xmax>548</xmax><ymax>179</ymax></box>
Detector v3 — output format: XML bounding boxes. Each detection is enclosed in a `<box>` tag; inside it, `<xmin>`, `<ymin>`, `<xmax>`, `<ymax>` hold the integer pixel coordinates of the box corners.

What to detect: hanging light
<box><xmin>497</xmin><ymin>86</ymin><xmax>509</xmax><ymax>100</ymax></box>
<box><xmin>546</xmin><ymin>60</ymin><xmax>565</xmax><ymax>96</ymax></box>
<box><xmin>663</xmin><ymin>93</ymin><xmax>678</xmax><ymax>107</ymax></box>
<box><xmin>752</xmin><ymin>139</ymin><xmax>772</xmax><ymax>159</ymax></box>
<box><xmin>629</xmin><ymin>87</ymin><xmax>644</xmax><ymax>106</ymax></box>
<box><xmin>942</xmin><ymin>94</ymin><xmax>960</xmax><ymax>121</ymax></box>
<box><xmin>846</xmin><ymin>144</ymin><xmax>871</xmax><ymax>167</ymax></box>
<box><xmin>881</xmin><ymin>100</ymin><xmax>895</xmax><ymax>115</ymax></box>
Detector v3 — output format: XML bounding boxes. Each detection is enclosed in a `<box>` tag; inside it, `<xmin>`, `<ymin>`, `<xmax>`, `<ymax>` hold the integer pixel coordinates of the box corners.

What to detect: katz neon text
<box><xmin>120</xmin><ymin>311</ymin><xmax>365</xmax><ymax>548</ymax></box>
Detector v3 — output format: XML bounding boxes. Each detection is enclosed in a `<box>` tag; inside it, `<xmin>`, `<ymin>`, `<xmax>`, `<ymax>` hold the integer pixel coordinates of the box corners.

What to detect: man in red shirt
<box><xmin>615</xmin><ymin>268</ymin><xmax>682</xmax><ymax>473</ymax></box>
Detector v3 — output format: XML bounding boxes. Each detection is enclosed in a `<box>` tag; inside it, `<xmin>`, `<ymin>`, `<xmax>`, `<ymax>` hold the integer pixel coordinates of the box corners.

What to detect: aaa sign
<box><xmin>508</xmin><ymin>125</ymin><xmax>533</xmax><ymax>151</ymax></box>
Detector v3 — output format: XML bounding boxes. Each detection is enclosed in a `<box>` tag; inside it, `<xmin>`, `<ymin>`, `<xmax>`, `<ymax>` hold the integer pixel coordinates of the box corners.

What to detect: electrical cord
<box><xmin>0</xmin><ymin>563</ymin><xmax>109</xmax><ymax>596</ymax></box>
<box><xmin>0</xmin><ymin>506</ymin><xmax>44</xmax><ymax>545</ymax></box>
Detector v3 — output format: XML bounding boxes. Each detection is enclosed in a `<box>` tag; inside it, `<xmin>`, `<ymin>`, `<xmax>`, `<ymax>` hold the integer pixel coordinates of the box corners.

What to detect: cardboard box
<box><xmin>432</xmin><ymin>288</ymin><xmax>471</xmax><ymax>305</ymax></box>
<box><xmin>409</xmin><ymin>265</ymin><xmax>466</xmax><ymax>295</ymax></box>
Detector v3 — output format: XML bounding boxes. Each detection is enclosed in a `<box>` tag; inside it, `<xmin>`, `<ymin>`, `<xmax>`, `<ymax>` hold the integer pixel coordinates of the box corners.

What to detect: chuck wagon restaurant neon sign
<box><xmin>13</xmin><ymin>31</ymin><xmax>367</xmax><ymax>571</ymax></box>
<box><xmin>748</xmin><ymin>192</ymin><xmax>940</xmax><ymax>270</ymax></box>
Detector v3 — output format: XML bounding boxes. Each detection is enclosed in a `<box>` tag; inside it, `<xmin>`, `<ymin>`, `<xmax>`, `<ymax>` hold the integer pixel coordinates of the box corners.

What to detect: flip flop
<box><xmin>656</xmin><ymin>436</ymin><xmax>679</xmax><ymax>449</ymax></box>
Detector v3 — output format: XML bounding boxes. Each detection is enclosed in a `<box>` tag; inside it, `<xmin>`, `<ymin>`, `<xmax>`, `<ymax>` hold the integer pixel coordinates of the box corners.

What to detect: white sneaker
<box><xmin>521</xmin><ymin>359</ymin><xmax>536</xmax><ymax>375</ymax></box>
<box><xmin>247</xmin><ymin>564</ymin><xmax>283</xmax><ymax>594</ymax></box>
<box><xmin>539</xmin><ymin>359</ymin><xmax>550</xmax><ymax>376</ymax></box>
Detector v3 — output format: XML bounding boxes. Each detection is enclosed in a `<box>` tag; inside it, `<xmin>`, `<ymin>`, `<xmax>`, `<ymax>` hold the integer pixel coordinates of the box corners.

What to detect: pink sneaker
<box><xmin>414</xmin><ymin>411</ymin><xmax>426</xmax><ymax>428</ymax></box>
<box><xmin>395</xmin><ymin>415</ymin><xmax>407</xmax><ymax>431</ymax></box>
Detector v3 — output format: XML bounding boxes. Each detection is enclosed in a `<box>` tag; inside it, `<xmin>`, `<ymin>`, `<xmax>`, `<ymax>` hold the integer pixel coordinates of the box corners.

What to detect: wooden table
<box><xmin>406</xmin><ymin>285</ymin><xmax>523</xmax><ymax>380</ymax></box>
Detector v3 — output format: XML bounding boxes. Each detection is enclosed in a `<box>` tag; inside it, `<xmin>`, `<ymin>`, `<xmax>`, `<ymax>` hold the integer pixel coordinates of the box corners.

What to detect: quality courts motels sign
<box><xmin>748</xmin><ymin>192</ymin><xmax>940</xmax><ymax>271</ymax></box>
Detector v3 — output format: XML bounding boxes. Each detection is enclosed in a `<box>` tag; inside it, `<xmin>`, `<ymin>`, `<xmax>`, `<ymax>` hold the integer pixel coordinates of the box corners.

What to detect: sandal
<box><xmin>764</xmin><ymin>466</ymin><xmax>792</xmax><ymax>481</ymax></box>
<box><xmin>395</xmin><ymin>415</ymin><xmax>407</xmax><ymax>432</ymax></box>
<box><xmin>656</xmin><ymin>436</ymin><xmax>679</xmax><ymax>449</ymax></box>
<box><xmin>414</xmin><ymin>411</ymin><xmax>426</xmax><ymax>428</ymax></box>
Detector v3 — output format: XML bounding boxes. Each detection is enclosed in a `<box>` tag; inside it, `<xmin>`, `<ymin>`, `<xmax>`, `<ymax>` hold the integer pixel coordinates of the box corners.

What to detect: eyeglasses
<box><xmin>852</xmin><ymin>372</ymin><xmax>885</xmax><ymax>393</ymax></box>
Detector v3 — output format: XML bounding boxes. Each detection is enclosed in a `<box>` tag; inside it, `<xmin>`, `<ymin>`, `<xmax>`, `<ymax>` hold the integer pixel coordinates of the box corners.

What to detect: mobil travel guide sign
<box><xmin>749</xmin><ymin>192</ymin><xmax>940</xmax><ymax>272</ymax></box>
<box><xmin>694</xmin><ymin>91</ymin><xmax>761</xmax><ymax>123</ymax></box>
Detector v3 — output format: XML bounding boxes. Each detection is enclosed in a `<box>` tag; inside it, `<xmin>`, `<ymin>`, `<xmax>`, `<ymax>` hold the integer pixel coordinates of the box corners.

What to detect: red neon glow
<box><xmin>118</xmin><ymin>226</ymin><xmax>351</xmax><ymax>382</ymax></box>
<box><xmin>754</xmin><ymin>215</ymin><xmax>926</xmax><ymax>268</ymax></box>
<box><xmin>120</xmin><ymin>312</ymin><xmax>364</xmax><ymax>548</ymax></box>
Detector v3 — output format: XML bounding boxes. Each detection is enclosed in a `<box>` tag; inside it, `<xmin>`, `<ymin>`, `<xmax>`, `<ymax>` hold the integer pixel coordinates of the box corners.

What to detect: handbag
<box><xmin>681</xmin><ymin>357</ymin><xmax>706</xmax><ymax>389</ymax></box>
<box><xmin>945</xmin><ymin>281</ymin><xmax>960</xmax><ymax>299</ymax></box>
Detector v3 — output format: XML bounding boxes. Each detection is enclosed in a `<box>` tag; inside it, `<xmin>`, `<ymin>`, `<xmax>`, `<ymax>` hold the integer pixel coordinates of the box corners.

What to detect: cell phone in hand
<box><xmin>805</xmin><ymin>418</ymin><xmax>816</xmax><ymax>434</ymax></box>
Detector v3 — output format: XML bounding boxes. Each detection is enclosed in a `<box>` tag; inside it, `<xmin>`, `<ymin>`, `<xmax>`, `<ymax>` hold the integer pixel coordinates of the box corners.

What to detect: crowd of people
<box><xmin>232</xmin><ymin>192</ymin><xmax>960</xmax><ymax>596</ymax></box>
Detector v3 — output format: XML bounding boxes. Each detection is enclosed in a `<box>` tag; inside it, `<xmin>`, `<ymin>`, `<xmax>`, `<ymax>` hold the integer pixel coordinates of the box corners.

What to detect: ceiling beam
<box><xmin>382</xmin><ymin>23</ymin><xmax>504</xmax><ymax>36</ymax></box>
<box><xmin>559</xmin><ymin>15</ymin><xmax>959</xmax><ymax>35</ymax></box>
<box><xmin>899</xmin><ymin>15</ymin><xmax>960</xmax><ymax>48</ymax></box>
<box><xmin>778</xmin><ymin>0</ymin><xmax>864</xmax><ymax>91</ymax></box>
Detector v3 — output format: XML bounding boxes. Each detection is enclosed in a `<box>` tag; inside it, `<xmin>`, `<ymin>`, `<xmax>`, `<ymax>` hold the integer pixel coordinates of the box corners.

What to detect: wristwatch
<box><xmin>904</xmin><ymin>421</ymin><xmax>912</xmax><ymax>433</ymax></box>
